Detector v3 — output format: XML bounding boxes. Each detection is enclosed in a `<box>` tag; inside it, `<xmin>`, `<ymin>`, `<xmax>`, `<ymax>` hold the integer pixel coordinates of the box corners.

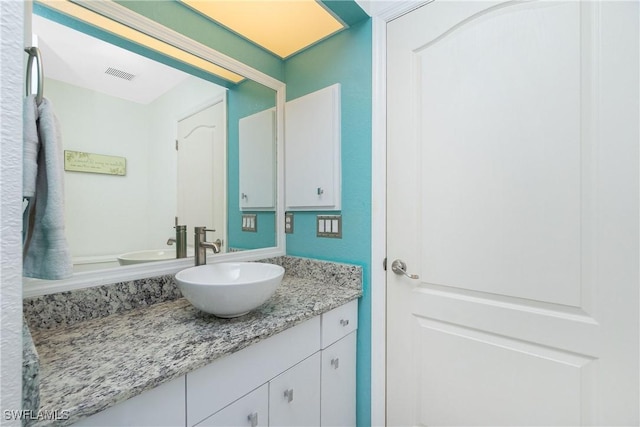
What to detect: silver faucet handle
<box><xmin>195</xmin><ymin>226</ymin><xmax>216</xmax><ymax>234</ymax></box>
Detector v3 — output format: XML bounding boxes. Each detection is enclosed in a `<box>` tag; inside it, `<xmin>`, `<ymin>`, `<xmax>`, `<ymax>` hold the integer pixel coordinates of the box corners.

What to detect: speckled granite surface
<box><xmin>25</xmin><ymin>257</ymin><xmax>362</xmax><ymax>426</ymax></box>
<box><xmin>22</xmin><ymin>321</ymin><xmax>40</xmax><ymax>425</ymax></box>
<box><xmin>24</xmin><ymin>274</ymin><xmax>180</xmax><ymax>330</ymax></box>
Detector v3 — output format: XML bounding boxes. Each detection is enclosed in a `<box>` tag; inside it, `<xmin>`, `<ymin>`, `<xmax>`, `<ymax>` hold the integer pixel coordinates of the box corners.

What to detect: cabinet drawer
<box><xmin>195</xmin><ymin>384</ymin><xmax>268</xmax><ymax>427</ymax></box>
<box><xmin>321</xmin><ymin>300</ymin><xmax>357</xmax><ymax>349</ymax></box>
<box><xmin>74</xmin><ymin>376</ymin><xmax>186</xmax><ymax>427</ymax></box>
<box><xmin>269</xmin><ymin>352</ymin><xmax>321</xmax><ymax>427</ymax></box>
<box><xmin>321</xmin><ymin>332</ymin><xmax>357</xmax><ymax>427</ymax></box>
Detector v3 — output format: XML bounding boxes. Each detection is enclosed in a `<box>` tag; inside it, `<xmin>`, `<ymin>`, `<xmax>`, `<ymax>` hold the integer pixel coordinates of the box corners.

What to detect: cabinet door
<box><xmin>285</xmin><ymin>84</ymin><xmax>341</xmax><ymax>210</ymax></box>
<box><xmin>269</xmin><ymin>352</ymin><xmax>321</xmax><ymax>427</ymax></box>
<box><xmin>239</xmin><ymin>108</ymin><xmax>276</xmax><ymax>210</ymax></box>
<box><xmin>195</xmin><ymin>384</ymin><xmax>268</xmax><ymax>427</ymax></box>
<box><xmin>321</xmin><ymin>332</ymin><xmax>356</xmax><ymax>427</ymax></box>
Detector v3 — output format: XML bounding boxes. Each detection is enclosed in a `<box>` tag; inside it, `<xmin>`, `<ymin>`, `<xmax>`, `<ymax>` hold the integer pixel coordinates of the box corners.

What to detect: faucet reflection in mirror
<box><xmin>167</xmin><ymin>225</ymin><xmax>187</xmax><ymax>259</ymax></box>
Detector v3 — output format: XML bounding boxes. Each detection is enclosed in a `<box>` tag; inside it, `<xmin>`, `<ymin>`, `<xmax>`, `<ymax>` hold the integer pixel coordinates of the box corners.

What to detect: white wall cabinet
<box><xmin>74</xmin><ymin>302</ymin><xmax>357</xmax><ymax>427</ymax></box>
<box><xmin>285</xmin><ymin>84</ymin><xmax>341</xmax><ymax>211</ymax></box>
<box><xmin>239</xmin><ymin>108</ymin><xmax>276</xmax><ymax>210</ymax></box>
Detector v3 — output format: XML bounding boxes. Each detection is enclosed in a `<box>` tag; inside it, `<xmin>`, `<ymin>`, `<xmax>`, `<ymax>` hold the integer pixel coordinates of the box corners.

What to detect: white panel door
<box><xmin>177</xmin><ymin>100</ymin><xmax>226</xmax><ymax>247</ymax></box>
<box><xmin>386</xmin><ymin>1</ymin><xmax>639</xmax><ymax>425</ymax></box>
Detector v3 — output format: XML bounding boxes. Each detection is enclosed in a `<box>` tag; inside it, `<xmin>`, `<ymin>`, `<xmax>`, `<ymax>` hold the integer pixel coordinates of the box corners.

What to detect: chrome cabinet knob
<box><xmin>331</xmin><ymin>357</ymin><xmax>340</xmax><ymax>369</ymax></box>
<box><xmin>339</xmin><ymin>319</ymin><xmax>349</xmax><ymax>327</ymax></box>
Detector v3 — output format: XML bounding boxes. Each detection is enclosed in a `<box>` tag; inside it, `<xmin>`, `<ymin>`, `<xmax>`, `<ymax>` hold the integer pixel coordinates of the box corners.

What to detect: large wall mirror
<box><xmin>24</xmin><ymin>0</ymin><xmax>285</xmax><ymax>296</ymax></box>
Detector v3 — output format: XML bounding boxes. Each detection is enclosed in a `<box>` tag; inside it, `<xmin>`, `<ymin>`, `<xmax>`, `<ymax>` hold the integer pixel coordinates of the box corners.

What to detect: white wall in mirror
<box><xmin>48</xmin><ymin>76</ymin><xmax>226</xmax><ymax>271</ymax></box>
<box><xmin>35</xmin><ymin>13</ymin><xmax>229</xmax><ymax>271</ymax></box>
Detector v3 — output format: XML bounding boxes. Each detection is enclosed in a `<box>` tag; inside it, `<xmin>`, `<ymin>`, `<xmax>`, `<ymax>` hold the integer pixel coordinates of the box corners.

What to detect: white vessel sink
<box><xmin>117</xmin><ymin>248</ymin><xmax>194</xmax><ymax>266</ymax></box>
<box><xmin>174</xmin><ymin>262</ymin><xmax>285</xmax><ymax>318</ymax></box>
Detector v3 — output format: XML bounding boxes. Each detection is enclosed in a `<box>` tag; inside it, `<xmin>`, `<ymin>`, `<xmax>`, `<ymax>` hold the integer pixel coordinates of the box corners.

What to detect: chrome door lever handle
<box><xmin>391</xmin><ymin>259</ymin><xmax>419</xmax><ymax>280</ymax></box>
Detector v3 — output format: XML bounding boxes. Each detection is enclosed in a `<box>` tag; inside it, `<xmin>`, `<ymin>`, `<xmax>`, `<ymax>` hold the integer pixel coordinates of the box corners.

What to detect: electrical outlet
<box><xmin>317</xmin><ymin>215</ymin><xmax>342</xmax><ymax>238</ymax></box>
<box><xmin>285</xmin><ymin>212</ymin><xmax>294</xmax><ymax>234</ymax></box>
<box><xmin>242</xmin><ymin>214</ymin><xmax>257</xmax><ymax>232</ymax></box>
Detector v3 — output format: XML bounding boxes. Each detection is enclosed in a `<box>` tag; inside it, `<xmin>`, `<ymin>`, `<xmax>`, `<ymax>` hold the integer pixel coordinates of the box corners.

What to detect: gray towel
<box><xmin>23</xmin><ymin>97</ymin><xmax>73</xmax><ymax>280</ymax></box>
<box><xmin>23</xmin><ymin>95</ymin><xmax>38</xmax><ymax>198</ymax></box>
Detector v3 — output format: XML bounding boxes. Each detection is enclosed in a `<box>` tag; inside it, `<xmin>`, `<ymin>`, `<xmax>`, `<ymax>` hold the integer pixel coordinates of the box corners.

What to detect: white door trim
<box><xmin>369</xmin><ymin>2</ymin><xmax>430</xmax><ymax>425</ymax></box>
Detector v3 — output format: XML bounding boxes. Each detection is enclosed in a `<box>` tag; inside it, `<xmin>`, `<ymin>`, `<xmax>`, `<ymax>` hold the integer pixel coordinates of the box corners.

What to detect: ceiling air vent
<box><xmin>104</xmin><ymin>67</ymin><xmax>136</xmax><ymax>81</ymax></box>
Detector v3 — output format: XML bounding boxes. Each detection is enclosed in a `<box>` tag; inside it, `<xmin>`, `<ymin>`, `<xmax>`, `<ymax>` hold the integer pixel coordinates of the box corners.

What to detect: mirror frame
<box><xmin>23</xmin><ymin>0</ymin><xmax>286</xmax><ymax>297</ymax></box>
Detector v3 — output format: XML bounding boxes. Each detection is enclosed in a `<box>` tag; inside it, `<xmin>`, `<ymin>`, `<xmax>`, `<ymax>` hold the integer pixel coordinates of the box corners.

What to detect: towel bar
<box><xmin>24</xmin><ymin>46</ymin><xmax>43</xmax><ymax>106</ymax></box>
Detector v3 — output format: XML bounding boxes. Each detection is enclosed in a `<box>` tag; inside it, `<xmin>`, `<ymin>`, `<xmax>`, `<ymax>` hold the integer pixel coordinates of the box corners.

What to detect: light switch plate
<box><xmin>242</xmin><ymin>214</ymin><xmax>257</xmax><ymax>232</ymax></box>
<box><xmin>285</xmin><ymin>212</ymin><xmax>294</xmax><ymax>234</ymax></box>
<box><xmin>317</xmin><ymin>215</ymin><xmax>342</xmax><ymax>238</ymax></box>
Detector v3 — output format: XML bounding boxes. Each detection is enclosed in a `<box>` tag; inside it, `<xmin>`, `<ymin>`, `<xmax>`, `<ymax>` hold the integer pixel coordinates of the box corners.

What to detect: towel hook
<box><xmin>24</xmin><ymin>46</ymin><xmax>43</xmax><ymax>106</ymax></box>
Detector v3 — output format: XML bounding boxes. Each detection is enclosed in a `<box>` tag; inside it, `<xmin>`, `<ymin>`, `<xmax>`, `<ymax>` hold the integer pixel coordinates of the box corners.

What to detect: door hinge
<box><xmin>383</xmin><ymin>257</ymin><xmax>387</xmax><ymax>271</ymax></box>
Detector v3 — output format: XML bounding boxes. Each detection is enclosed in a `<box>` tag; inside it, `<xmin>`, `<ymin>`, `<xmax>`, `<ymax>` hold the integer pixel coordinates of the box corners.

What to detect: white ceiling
<box><xmin>32</xmin><ymin>14</ymin><xmax>215</xmax><ymax>105</ymax></box>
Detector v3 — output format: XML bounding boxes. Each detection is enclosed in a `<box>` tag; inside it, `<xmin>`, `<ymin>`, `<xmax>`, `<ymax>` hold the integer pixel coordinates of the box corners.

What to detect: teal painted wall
<box><xmin>227</xmin><ymin>80</ymin><xmax>277</xmax><ymax>250</ymax></box>
<box><xmin>284</xmin><ymin>19</ymin><xmax>372</xmax><ymax>427</ymax></box>
<box><xmin>38</xmin><ymin>2</ymin><xmax>373</xmax><ymax>422</ymax></box>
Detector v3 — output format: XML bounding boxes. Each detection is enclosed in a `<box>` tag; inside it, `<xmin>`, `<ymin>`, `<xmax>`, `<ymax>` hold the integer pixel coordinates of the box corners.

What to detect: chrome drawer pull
<box><xmin>331</xmin><ymin>357</ymin><xmax>340</xmax><ymax>369</ymax></box>
<box><xmin>247</xmin><ymin>412</ymin><xmax>258</xmax><ymax>427</ymax></box>
<box><xmin>284</xmin><ymin>388</ymin><xmax>294</xmax><ymax>403</ymax></box>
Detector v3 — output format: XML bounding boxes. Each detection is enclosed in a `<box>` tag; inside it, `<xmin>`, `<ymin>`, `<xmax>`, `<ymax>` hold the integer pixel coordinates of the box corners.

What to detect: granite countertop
<box><xmin>27</xmin><ymin>258</ymin><xmax>362</xmax><ymax>426</ymax></box>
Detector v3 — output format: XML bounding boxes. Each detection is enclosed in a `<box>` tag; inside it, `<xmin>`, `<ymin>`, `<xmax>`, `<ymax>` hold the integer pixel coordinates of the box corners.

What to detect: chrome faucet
<box><xmin>194</xmin><ymin>226</ymin><xmax>222</xmax><ymax>266</ymax></box>
<box><xmin>167</xmin><ymin>225</ymin><xmax>187</xmax><ymax>258</ymax></box>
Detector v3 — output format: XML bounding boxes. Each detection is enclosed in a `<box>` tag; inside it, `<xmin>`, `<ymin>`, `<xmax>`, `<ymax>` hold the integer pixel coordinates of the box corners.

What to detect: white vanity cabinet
<box><xmin>74</xmin><ymin>301</ymin><xmax>357</xmax><ymax>427</ymax></box>
<box><xmin>239</xmin><ymin>108</ymin><xmax>276</xmax><ymax>210</ymax></box>
<box><xmin>285</xmin><ymin>84</ymin><xmax>341</xmax><ymax>211</ymax></box>
<box><xmin>187</xmin><ymin>317</ymin><xmax>320</xmax><ymax>427</ymax></box>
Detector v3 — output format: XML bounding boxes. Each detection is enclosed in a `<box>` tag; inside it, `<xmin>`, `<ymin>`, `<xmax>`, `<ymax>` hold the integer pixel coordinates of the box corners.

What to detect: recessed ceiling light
<box><xmin>180</xmin><ymin>0</ymin><xmax>346</xmax><ymax>58</ymax></box>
